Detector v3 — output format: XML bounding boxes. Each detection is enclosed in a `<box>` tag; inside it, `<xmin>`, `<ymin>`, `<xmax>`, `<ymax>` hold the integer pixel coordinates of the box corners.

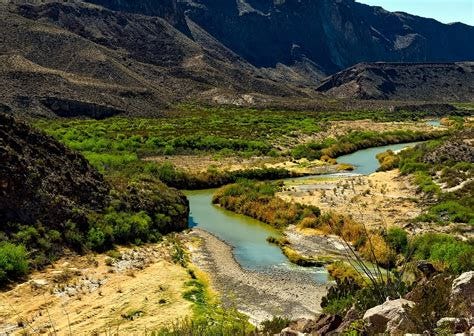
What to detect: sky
<box><xmin>356</xmin><ymin>0</ymin><xmax>474</xmax><ymax>26</ymax></box>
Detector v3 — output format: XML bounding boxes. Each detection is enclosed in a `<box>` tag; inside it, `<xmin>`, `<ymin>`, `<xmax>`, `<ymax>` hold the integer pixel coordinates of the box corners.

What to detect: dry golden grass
<box><xmin>0</xmin><ymin>245</ymin><xmax>192</xmax><ymax>335</ymax></box>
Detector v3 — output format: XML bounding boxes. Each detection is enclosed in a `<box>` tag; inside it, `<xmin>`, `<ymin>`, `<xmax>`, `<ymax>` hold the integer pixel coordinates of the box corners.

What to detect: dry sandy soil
<box><xmin>278</xmin><ymin>170</ymin><xmax>423</xmax><ymax>230</ymax></box>
<box><xmin>0</xmin><ymin>243</ymin><xmax>192</xmax><ymax>335</ymax></box>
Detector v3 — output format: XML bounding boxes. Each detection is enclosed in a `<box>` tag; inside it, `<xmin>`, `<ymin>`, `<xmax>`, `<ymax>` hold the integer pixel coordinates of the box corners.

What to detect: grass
<box><xmin>155</xmin><ymin>265</ymin><xmax>255</xmax><ymax>335</ymax></box>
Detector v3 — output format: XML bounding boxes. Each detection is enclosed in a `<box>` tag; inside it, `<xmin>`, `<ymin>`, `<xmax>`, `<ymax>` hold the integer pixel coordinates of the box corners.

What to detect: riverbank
<box><xmin>279</xmin><ymin>170</ymin><xmax>423</xmax><ymax>230</ymax></box>
<box><xmin>187</xmin><ymin>228</ymin><xmax>328</xmax><ymax>324</ymax></box>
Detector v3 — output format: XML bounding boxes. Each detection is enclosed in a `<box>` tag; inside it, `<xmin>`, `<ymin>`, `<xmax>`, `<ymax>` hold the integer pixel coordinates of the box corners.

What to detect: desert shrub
<box><xmin>376</xmin><ymin>150</ymin><xmax>399</xmax><ymax>171</ymax></box>
<box><xmin>384</xmin><ymin>227</ymin><xmax>408</xmax><ymax>254</ymax></box>
<box><xmin>260</xmin><ymin>316</ymin><xmax>291</xmax><ymax>334</ymax></box>
<box><xmin>0</xmin><ymin>243</ymin><xmax>29</xmax><ymax>285</ymax></box>
<box><xmin>409</xmin><ymin>233</ymin><xmax>474</xmax><ymax>273</ymax></box>
<box><xmin>321</xmin><ymin>278</ymin><xmax>361</xmax><ymax>315</ymax></box>
<box><xmin>404</xmin><ymin>275</ymin><xmax>453</xmax><ymax>333</ymax></box>
<box><xmin>428</xmin><ymin>201</ymin><xmax>473</xmax><ymax>224</ymax></box>
<box><xmin>326</xmin><ymin>261</ymin><xmax>364</xmax><ymax>285</ymax></box>
<box><xmin>359</xmin><ymin>233</ymin><xmax>396</xmax><ymax>268</ymax></box>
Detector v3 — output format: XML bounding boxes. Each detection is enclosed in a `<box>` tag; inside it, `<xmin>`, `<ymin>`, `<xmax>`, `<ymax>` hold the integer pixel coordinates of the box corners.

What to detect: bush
<box><xmin>385</xmin><ymin>227</ymin><xmax>408</xmax><ymax>254</ymax></box>
<box><xmin>0</xmin><ymin>243</ymin><xmax>29</xmax><ymax>285</ymax></box>
<box><xmin>410</xmin><ymin>233</ymin><xmax>474</xmax><ymax>274</ymax></box>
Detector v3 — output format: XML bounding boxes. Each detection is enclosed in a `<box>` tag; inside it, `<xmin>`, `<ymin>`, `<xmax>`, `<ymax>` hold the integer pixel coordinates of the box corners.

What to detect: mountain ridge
<box><xmin>0</xmin><ymin>0</ymin><xmax>473</xmax><ymax>117</ymax></box>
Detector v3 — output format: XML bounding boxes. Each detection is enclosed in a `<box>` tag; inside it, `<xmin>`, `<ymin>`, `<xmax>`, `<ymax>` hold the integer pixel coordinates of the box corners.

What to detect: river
<box><xmin>186</xmin><ymin>141</ymin><xmax>422</xmax><ymax>284</ymax></box>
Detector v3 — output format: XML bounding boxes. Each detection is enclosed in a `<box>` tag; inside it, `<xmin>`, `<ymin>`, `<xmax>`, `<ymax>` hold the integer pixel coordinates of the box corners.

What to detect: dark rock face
<box><xmin>316</xmin><ymin>62</ymin><xmax>474</xmax><ymax>101</ymax></box>
<box><xmin>0</xmin><ymin>113</ymin><xmax>110</xmax><ymax>228</ymax></box>
<box><xmin>85</xmin><ymin>0</ymin><xmax>188</xmax><ymax>31</ymax></box>
<box><xmin>180</xmin><ymin>0</ymin><xmax>472</xmax><ymax>72</ymax></box>
<box><xmin>40</xmin><ymin>97</ymin><xmax>125</xmax><ymax>119</ymax></box>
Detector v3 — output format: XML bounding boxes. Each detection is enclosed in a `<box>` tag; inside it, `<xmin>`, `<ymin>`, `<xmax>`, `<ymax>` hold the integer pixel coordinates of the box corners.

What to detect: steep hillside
<box><xmin>0</xmin><ymin>113</ymin><xmax>189</xmax><ymax>282</ymax></box>
<box><xmin>0</xmin><ymin>1</ymin><xmax>310</xmax><ymax>117</ymax></box>
<box><xmin>0</xmin><ymin>0</ymin><xmax>473</xmax><ymax>116</ymax></box>
<box><xmin>316</xmin><ymin>62</ymin><xmax>474</xmax><ymax>101</ymax></box>
<box><xmin>87</xmin><ymin>0</ymin><xmax>474</xmax><ymax>74</ymax></box>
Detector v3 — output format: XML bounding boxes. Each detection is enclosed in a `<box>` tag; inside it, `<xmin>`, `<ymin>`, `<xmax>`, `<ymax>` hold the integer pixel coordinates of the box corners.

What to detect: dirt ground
<box><xmin>0</xmin><ymin>243</ymin><xmax>192</xmax><ymax>335</ymax></box>
<box><xmin>278</xmin><ymin>170</ymin><xmax>423</xmax><ymax>229</ymax></box>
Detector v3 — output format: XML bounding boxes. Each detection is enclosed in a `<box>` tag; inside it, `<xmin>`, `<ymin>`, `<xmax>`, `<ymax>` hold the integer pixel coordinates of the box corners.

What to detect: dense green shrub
<box><xmin>409</xmin><ymin>233</ymin><xmax>474</xmax><ymax>273</ymax></box>
<box><xmin>384</xmin><ymin>227</ymin><xmax>408</xmax><ymax>254</ymax></box>
<box><xmin>0</xmin><ymin>243</ymin><xmax>29</xmax><ymax>285</ymax></box>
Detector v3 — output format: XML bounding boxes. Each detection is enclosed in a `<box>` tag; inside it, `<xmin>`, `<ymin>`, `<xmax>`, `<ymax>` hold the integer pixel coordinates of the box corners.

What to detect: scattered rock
<box><xmin>363</xmin><ymin>299</ymin><xmax>415</xmax><ymax>335</ymax></box>
<box><xmin>30</xmin><ymin>279</ymin><xmax>48</xmax><ymax>287</ymax></box>
<box><xmin>312</xmin><ymin>314</ymin><xmax>342</xmax><ymax>335</ymax></box>
<box><xmin>450</xmin><ymin>271</ymin><xmax>474</xmax><ymax>316</ymax></box>
<box><xmin>279</xmin><ymin>327</ymin><xmax>305</xmax><ymax>336</ymax></box>
<box><xmin>416</xmin><ymin>260</ymin><xmax>437</xmax><ymax>279</ymax></box>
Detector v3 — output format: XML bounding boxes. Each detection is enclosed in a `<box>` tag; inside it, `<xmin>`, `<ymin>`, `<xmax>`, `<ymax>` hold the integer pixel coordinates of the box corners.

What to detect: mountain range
<box><xmin>0</xmin><ymin>0</ymin><xmax>473</xmax><ymax>117</ymax></box>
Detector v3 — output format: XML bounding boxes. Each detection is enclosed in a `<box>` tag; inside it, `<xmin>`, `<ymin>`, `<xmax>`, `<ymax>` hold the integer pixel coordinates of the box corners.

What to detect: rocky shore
<box><xmin>188</xmin><ymin>228</ymin><xmax>329</xmax><ymax>324</ymax></box>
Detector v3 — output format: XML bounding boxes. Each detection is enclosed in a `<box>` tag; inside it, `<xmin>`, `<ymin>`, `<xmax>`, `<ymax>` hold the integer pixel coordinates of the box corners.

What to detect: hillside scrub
<box><xmin>0</xmin><ymin>114</ymin><xmax>189</xmax><ymax>285</ymax></box>
<box><xmin>393</xmin><ymin>132</ymin><xmax>474</xmax><ymax>225</ymax></box>
<box><xmin>0</xmin><ymin>243</ymin><xmax>29</xmax><ymax>284</ymax></box>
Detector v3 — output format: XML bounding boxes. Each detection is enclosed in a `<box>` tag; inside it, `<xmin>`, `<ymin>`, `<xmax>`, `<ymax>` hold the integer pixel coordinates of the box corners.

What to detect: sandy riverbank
<box><xmin>279</xmin><ymin>170</ymin><xmax>423</xmax><ymax>229</ymax></box>
<box><xmin>188</xmin><ymin>228</ymin><xmax>329</xmax><ymax>324</ymax></box>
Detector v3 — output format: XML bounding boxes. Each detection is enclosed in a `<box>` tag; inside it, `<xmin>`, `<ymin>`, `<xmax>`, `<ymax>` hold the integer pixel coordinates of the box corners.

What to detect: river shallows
<box><xmin>337</xmin><ymin>141</ymin><xmax>421</xmax><ymax>175</ymax></box>
<box><xmin>187</xmin><ymin>141</ymin><xmax>423</xmax><ymax>283</ymax></box>
<box><xmin>187</xmin><ymin>190</ymin><xmax>329</xmax><ymax>283</ymax></box>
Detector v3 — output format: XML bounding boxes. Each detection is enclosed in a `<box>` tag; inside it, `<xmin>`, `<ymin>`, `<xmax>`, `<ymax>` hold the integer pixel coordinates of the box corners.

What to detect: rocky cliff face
<box><xmin>88</xmin><ymin>0</ymin><xmax>474</xmax><ymax>74</ymax></box>
<box><xmin>0</xmin><ymin>0</ymin><xmax>472</xmax><ymax>114</ymax></box>
<box><xmin>0</xmin><ymin>113</ymin><xmax>110</xmax><ymax>228</ymax></box>
<box><xmin>183</xmin><ymin>0</ymin><xmax>473</xmax><ymax>72</ymax></box>
<box><xmin>316</xmin><ymin>62</ymin><xmax>474</xmax><ymax>101</ymax></box>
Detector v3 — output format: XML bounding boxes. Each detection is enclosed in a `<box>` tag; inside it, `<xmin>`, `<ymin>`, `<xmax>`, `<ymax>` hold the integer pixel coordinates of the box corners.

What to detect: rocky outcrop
<box><xmin>450</xmin><ymin>271</ymin><xmax>474</xmax><ymax>316</ymax></box>
<box><xmin>316</xmin><ymin>62</ymin><xmax>474</xmax><ymax>101</ymax></box>
<box><xmin>362</xmin><ymin>299</ymin><xmax>415</xmax><ymax>335</ymax></box>
<box><xmin>40</xmin><ymin>97</ymin><xmax>126</xmax><ymax>119</ymax></box>
<box><xmin>0</xmin><ymin>112</ymin><xmax>110</xmax><ymax>228</ymax></box>
<box><xmin>182</xmin><ymin>0</ymin><xmax>474</xmax><ymax>73</ymax></box>
<box><xmin>422</xmin><ymin>140</ymin><xmax>474</xmax><ymax>164</ymax></box>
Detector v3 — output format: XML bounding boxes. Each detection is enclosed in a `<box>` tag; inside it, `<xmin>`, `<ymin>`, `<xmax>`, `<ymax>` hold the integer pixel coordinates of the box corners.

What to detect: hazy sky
<box><xmin>357</xmin><ymin>0</ymin><xmax>474</xmax><ymax>26</ymax></box>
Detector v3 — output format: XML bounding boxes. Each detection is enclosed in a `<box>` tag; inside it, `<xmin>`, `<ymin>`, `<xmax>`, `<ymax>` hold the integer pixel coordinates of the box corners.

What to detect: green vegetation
<box><xmin>394</xmin><ymin>136</ymin><xmax>474</xmax><ymax>225</ymax></box>
<box><xmin>213</xmin><ymin>180</ymin><xmax>399</xmax><ymax>268</ymax></box>
<box><xmin>1</xmin><ymin>174</ymin><xmax>188</xmax><ymax>285</ymax></box>
<box><xmin>291</xmin><ymin>130</ymin><xmax>439</xmax><ymax>160</ymax></box>
<box><xmin>410</xmin><ymin>233</ymin><xmax>474</xmax><ymax>273</ymax></box>
<box><xmin>144</xmin><ymin>162</ymin><xmax>297</xmax><ymax>189</ymax></box>
<box><xmin>0</xmin><ymin>243</ymin><xmax>29</xmax><ymax>285</ymax></box>
<box><xmin>384</xmin><ymin>227</ymin><xmax>408</xmax><ymax>254</ymax></box>
<box><xmin>213</xmin><ymin>180</ymin><xmax>321</xmax><ymax>229</ymax></box>
<box><xmin>155</xmin><ymin>252</ymin><xmax>256</xmax><ymax>336</ymax></box>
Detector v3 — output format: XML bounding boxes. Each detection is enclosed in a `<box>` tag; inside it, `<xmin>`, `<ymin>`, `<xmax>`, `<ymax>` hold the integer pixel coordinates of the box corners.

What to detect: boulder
<box><xmin>288</xmin><ymin>318</ymin><xmax>317</xmax><ymax>333</ymax></box>
<box><xmin>363</xmin><ymin>299</ymin><xmax>415</xmax><ymax>335</ymax></box>
<box><xmin>335</xmin><ymin>307</ymin><xmax>360</xmax><ymax>333</ymax></box>
<box><xmin>450</xmin><ymin>271</ymin><xmax>474</xmax><ymax>316</ymax></box>
<box><xmin>416</xmin><ymin>260</ymin><xmax>437</xmax><ymax>279</ymax></box>
<box><xmin>279</xmin><ymin>327</ymin><xmax>305</xmax><ymax>336</ymax></box>
<box><xmin>311</xmin><ymin>314</ymin><xmax>342</xmax><ymax>335</ymax></box>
